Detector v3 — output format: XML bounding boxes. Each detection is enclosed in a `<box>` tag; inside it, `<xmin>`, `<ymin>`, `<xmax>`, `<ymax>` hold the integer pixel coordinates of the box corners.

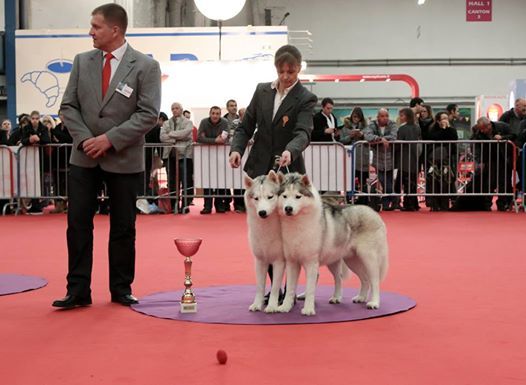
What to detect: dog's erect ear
<box><xmin>301</xmin><ymin>174</ymin><xmax>311</xmax><ymax>187</ymax></box>
<box><xmin>243</xmin><ymin>173</ymin><xmax>253</xmax><ymax>189</ymax></box>
<box><xmin>268</xmin><ymin>170</ymin><xmax>278</xmax><ymax>183</ymax></box>
<box><xmin>277</xmin><ymin>171</ymin><xmax>285</xmax><ymax>184</ymax></box>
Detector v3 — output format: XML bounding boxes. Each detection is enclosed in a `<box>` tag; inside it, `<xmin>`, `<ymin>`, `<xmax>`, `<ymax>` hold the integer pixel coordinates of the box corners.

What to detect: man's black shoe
<box><xmin>215</xmin><ymin>208</ymin><xmax>226</xmax><ymax>213</ymax></box>
<box><xmin>111</xmin><ymin>294</ymin><xmax>139</xmax><ymax>306</ymax></box>
<box><xmin>52</xmin><ymin>294</ymin><xmax>92</xmax><ymax>309</ymax></box>
<box><xmin>200</xmin><ymin>208</ymin><xmax>212</xmax><ymax>215</ymax></box>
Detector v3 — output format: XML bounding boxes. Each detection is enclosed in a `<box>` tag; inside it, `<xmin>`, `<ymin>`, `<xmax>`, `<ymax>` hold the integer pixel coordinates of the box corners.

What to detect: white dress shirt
<box><xmin>103</xmin><ymin>41</ymin><xmax>128</xmax><ymax>82</ymax></box>
<box><xmin>271</xmin><ymin>79</ymin><xmax>299</xmax><ymax>119</ymax></box>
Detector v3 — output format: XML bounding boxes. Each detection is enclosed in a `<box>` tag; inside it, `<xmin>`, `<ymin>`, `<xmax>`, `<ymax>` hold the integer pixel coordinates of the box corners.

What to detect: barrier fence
<box><xmin>0</xmin><ymin>141</ymin><xmax>523</xmax><ymax>214</ymax></box>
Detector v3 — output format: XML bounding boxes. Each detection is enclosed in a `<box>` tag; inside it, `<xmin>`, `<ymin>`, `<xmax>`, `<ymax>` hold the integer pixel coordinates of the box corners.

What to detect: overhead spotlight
<box><xmin>417</xmin><ymin>0</ymin><xmax>426</xmax><ymax>5</ymax></box>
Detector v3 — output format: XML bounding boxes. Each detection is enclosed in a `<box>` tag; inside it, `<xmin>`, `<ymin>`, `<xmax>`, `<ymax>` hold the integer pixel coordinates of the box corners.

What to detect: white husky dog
<box><xmin>277</xmin><ymin>173</ymin><xmax>389</xmax><ymax>316</ymax></box>
<box><xmin>243</xmin><ymin>170</ymin><xmax>285</xmax><ymax>313</ymax></box>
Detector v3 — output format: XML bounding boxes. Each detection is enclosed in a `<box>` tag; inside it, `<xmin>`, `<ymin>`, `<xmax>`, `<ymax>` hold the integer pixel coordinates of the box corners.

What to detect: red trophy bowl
<box><xmin>174</xmin><ymin>238</ymin><xmax>202</xmax><ymax>313</ymax></box>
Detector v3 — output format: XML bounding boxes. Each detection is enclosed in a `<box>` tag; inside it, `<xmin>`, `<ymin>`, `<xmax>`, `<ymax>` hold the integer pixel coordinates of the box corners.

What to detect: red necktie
<box><xmin>102</xmin><ymin>53</ymin><xmax>114</xmax><ymax>98</ymax></box>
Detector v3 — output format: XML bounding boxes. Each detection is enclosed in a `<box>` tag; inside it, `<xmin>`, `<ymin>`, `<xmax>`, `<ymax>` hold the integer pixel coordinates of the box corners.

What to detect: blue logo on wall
<box><xmin>46</xmin><ymin>59</ymin><xmax>73</xmax><ymax>73</ymax></box>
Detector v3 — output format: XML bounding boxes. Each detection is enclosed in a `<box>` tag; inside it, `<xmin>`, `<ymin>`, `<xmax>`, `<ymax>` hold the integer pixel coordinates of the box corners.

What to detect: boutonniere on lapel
<box><xmin>282</xmin><ymin>115</ymin><xmax>289</xmax><ymax>127</ymax></box>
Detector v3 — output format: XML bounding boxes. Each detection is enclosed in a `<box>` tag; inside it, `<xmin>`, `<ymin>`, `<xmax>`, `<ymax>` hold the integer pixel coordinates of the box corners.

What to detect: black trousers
<box><xmin>395</xmin><ymin>171</ymin><xmax>419</xmax><ymax>209</ymax></box>
<box><xmin>66</xmin><ymin>165</ymin><xmax>142</xmax><ymax>297</ymax></box>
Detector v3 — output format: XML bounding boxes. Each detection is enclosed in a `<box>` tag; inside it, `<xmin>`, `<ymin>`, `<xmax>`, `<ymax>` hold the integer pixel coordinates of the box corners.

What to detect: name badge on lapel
<box><xmin>116</xmin><ymin>82</ymin><xmax>134</xmax><ymax>98</ymax></box>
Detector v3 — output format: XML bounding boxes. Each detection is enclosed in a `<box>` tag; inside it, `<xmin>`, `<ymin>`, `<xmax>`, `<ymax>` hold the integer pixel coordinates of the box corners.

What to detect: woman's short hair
<box><xmin>274</xmin><ymin>45</ymin><xmax>302</xmax><ymax>68</ymax></box>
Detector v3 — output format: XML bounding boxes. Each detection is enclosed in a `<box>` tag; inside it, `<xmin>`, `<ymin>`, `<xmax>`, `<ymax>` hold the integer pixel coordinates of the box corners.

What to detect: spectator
<box><xmin>500</xmin><ymin>98</ymin><xmax>526</xmax><ymax>192</ymax></box>
<box><xmin>419</xmin><ymin>104</ymin><xmax>434</xmax><ymax>139</ymax></box>
<box><xmin>49</xmin><ymin>110</ymin><xmax>73</xmax><ymax>213</ymax></box>
<box><xmin>499</xmin><ymin>98</ymin><xmax>526</xmax><ymax>137</ymax></box>
<box><xmin>409</xmin><ymin>97</ymin><xmax>426</xmax><ymax>125</ymax></box>
<box><xmin>40</xmin><ymin>115</ymin><xmax>62</xmax><ymax>211</ymax></box>
<box><xmin>197</xmin><ymin>106</ymin><xmax>229</xmax><ymax>214</ymax></box>
<box><xmin>223</xmin><ymin>99</ymin><xmax>244</xmax><ymax>212</ymax></box>
<box><xmin>312</xmin><ymin>97</ymin><xmax>338</xmax><ymax>142</ymax></box>
<box><xmin>471</xmin><ymin>117</ymin><xmax>514</xmax><ymax>211</ymax></box>
<box><xmin>21</xmin><ymin>111</ymin><xmax>51</xmax><ymax>214</ymax></box>
<box><xmin>427</xmin><ymin>111</ymin><xmax>458</xmax><ymax>211</ymax></box>
<box><xmin>396</xmin><ymin>108</ymin><xmax>421</xmax><ymax>211</ymax></box>
<box><xmin>339</xmin><ymin>107</ymin><xmax>369</xmax><ymax>204</ymax></box>
<box><xmin>446</xmin><ymin>103</ymin><xmax>460</xmax><ymax>128</ymax></box>
<box><xmin>224</xmin><ymin>99</ymin><xmax>240</xmax><ymax>141</ymax></box>
<box><xmin>9</xmin><ymin>114</ymin><xmax>29</xmax><ymax>146</ymax></box>
<box><xmin>138</xmin><ymin>111</ymin><xmax>167</xmax><ymax>213</ymax></box>
<box><xmin>160</xmin><ymin>103</ymin><xmax>194</xmax><ymax>214</ymax></box>
<box><xmin>364</xmin><ymin>108</ymin><xmax>398</xmax><ymax>211</ymax></box>
<box><xmin>0</xmin><ymin>119</ymin><xmax>10</xmax><ymax>145</ymax></box>
<box><xmin>183</xmin><ymin>110</ymin><xmax>191</xmax><ymax>120</ymax></box>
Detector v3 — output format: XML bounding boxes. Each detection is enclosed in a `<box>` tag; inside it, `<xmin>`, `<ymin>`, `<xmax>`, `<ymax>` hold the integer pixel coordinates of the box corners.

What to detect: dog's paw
<box><xmin>329</xmin><ymin>296</ymin><xmax>342</xmax><ymax>304</ymax></box>
<box><xmin>264</xmin><ymin>304</ymin><xmax>280</xmax><ymax>313</ymax></box>
<box><xmin>248</xmin><ymin>302</ymin><xmax>263</xmax><ymax>312</ymax></box>
<box><xmin>366</xmin><ymin>301</ymin><xmax>379</xmax><ymax>310</ymax></box>
<box><xmin>301</xmin><ymin>306</ymin><xmax>316</xmax><ymax>316</ymax></box>
<box><xmin>352</xmin><ymin>295</ymin><xmax>367</xmax><ymax>303</ymax></box>
<box><xmin>277</xmin><ymin>301</ymin><xmax>294</xmax><ymax>313</ymax></box>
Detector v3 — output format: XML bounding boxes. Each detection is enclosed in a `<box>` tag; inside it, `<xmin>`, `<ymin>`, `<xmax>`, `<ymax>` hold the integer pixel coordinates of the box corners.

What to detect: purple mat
<box><xmin>131</xmin><ymin>285</ymin><xmax>416</xmax><ymax>325</ymax></box>
<box><xmin>0</xmin><ymin>274</ymin><xmax>48</xmax><ymax>296</ymax></box>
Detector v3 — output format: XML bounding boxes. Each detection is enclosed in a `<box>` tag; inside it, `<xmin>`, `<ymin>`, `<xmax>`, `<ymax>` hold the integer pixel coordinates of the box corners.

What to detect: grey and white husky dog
<box><xmin>277</xmin><ymin>173</ymin><xmax>389</xmax><ymax>316</ymax></box>
<box><xmin>243</xmin><ymin>170</ymin><xmax>285</xmax><ymax>313</ymax></box>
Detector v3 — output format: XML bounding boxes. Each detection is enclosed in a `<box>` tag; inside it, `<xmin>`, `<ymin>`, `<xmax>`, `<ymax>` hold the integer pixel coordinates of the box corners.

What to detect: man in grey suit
<box><xmin>52</xmin><ymin>3</ymin><xmax>161</xmax><ymax>308</ymax></box>
<box><xmin>229</xmin><ymin>45</ymin><xmax>317</xmax><ymax>177</ymax></box>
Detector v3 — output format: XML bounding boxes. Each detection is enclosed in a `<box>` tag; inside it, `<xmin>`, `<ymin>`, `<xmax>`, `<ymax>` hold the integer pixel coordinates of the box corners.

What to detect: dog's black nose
<box><xmin>258</xmin><ymin>210</ymin><xmax>267</xmax><ymax>218</ymax></box>
<box><xmin>285</xmin><ymin>206</ymin><xmax>293</xmax><ymax>215</ymax></box>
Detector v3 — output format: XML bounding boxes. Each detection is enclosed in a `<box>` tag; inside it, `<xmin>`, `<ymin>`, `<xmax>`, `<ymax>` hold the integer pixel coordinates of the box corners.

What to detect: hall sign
<box><xmin>466</xmin><ymin>0</ymin><xmax>492</xmax><ymax>22</ymax></box>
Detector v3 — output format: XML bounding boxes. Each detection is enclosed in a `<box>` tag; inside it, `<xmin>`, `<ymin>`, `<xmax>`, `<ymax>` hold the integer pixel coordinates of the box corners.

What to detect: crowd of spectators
<box><xmin>2</xmin><ymin>97</ymin><xmax>525</xmax><ymax>215</ymax></box>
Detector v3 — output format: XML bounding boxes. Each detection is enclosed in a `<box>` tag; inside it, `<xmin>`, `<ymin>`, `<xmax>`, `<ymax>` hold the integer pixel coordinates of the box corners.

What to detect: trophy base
<box><xmin>180</xmin><ymin>302</ymin><xmax>197</xmax><ymax>313</ymax></box>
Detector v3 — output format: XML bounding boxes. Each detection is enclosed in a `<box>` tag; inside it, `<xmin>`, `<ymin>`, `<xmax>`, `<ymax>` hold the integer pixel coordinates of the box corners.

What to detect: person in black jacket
<box><xmin>427</xmin><ymin>111</ymin><xmax>458</xmax><ymax>211</ymax></box>
<box><xmin>144</xmin><ymin>111</ymin><xmax>167</xmax><ymax>203</ymax></box>
<box><xmin>396</xmin><ymin>108</ymin><xmax>421</xmax><ymax>211</ymax></box>
<box><xmin>0</xmin><ymin>119</ymin><xmax>11</xmax><ymax>145</ymax></box>
<box><xmin>471</xmin><ymin>117</ymin><xmax>514</xmax><ymax>211</ymax></box>
<box><xmin>312</xmin><ymin>97</ymin><xmax>338</xmax><ymax>142</ymax></box>
<box><xmin>499</xmin><ymin>98</ymin><xmax>526</xmax><ymax>137</ymax></box>
<box><xmin>21</xmin><ymin>111</ymin><xmax>51</xmax><ymax>214</ymax></box>
<box><xmin>21</xmin><ymin>111</ymin><xmax>50</xmax><ymax>146</ymax></box>
<box><xmin>49</xmin><ymin>111</ymin><xmax>74</xmax><ymax>213</ymax></box>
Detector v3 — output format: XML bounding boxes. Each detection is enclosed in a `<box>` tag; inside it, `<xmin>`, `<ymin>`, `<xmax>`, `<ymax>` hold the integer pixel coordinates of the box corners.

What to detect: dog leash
<box><xmin>273</xmin><ymin>155</ymin><xmax>290</xmax><ymax>174</ymax></box>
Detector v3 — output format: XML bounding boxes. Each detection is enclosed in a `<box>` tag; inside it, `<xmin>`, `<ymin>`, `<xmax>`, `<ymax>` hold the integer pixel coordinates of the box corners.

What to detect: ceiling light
<box><xmin>194</xmin><ymin>0</ymin><xmax>246</xmax><ymax>21</ymax></box>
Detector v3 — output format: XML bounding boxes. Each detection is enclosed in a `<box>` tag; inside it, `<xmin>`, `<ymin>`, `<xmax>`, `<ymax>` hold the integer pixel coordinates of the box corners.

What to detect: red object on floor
<box><xmin>0</xmin><ymin>209</ymin><xmax>525</xmax><ymax>385</ymax></box>
<box><xmin>216</xmin><ymin>349</ymin><xmax>228</xmax><ymax>365</ymax></box>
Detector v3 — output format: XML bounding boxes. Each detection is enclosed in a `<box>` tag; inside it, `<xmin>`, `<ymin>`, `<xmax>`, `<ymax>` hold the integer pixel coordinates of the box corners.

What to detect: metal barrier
<box><xmin>193</xmin><ymin>142</ymin><xmax>349</xmax><ymax>193</ymax></box>
<box><xmin>349</xmin><ymin>140</ymin><xmax>518</xmax><ymax>211</ymax></box>
<box><xmin>1</xmin><ymin>140</ymin><xmax>520</xmax><ymax>214</ymax></box>
<box><xmin>0</xmin><ymin>145</ymin><xmax>17</xmax><ymax>214</ymax></box>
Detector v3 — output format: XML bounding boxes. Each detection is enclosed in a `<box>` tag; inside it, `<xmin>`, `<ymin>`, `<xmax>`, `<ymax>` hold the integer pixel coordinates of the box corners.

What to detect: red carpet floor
<box><xmin>0</xmin><ymin>208</ymin><xmax>525</xmax><ymax>385</ymax></box>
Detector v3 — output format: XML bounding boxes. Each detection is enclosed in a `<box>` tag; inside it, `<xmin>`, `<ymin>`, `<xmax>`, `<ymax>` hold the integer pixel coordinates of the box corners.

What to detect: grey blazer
<box><xmin>60</xmin><ymin>45</ymin><xmax>161</xmax><ymax>173</ymax></box>
<box><xmin>230</xmin><ymin>81</ymin><xmax>317</xmax><ymax>178</ymax></box>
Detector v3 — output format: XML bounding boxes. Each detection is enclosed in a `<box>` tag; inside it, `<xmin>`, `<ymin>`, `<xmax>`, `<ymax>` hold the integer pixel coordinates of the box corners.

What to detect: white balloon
<box><xmin>194</xmin><ymin>0</ymin><xmax>246</xmax><ymax>21</ymax></box>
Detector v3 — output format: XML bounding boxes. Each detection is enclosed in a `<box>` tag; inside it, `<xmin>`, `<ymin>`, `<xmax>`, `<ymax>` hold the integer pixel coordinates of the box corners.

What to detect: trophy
<box><xmin>174</xmin><ymin>238</ymin><xmax>202</xmax><ymax>313</ymax></box>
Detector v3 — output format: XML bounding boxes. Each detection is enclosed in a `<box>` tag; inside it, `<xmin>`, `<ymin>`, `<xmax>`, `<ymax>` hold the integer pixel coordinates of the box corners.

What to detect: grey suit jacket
<box><xmin>60</xmin><ymin>45</ymin><xmax>161</xmax><ymax>173</ymax></box>
<box><xmin>230</xmin><ymin>81</ymin><xmax>317</xmax><ymax>178</ymax></box>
